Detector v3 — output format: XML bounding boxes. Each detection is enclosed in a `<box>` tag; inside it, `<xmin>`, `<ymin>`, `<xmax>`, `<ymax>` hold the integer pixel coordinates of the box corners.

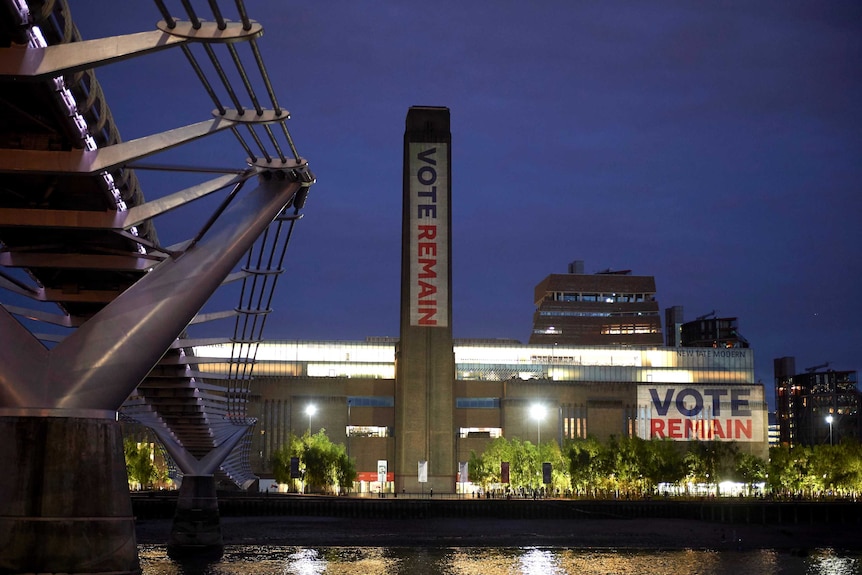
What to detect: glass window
<box><xmin>347</xmin><ymin>426</ymin><xmax>389</xmax><ymax>438</ymax></box>
<box><xmin>459</xmin><ymin>427</ymin><xmax>503</xmax><ymax>438</ymax></box>
<box><xmin>348</xmin><ymin>396</ymin><xmax>394</xmax><ymax>407</ymax></box>
<box><xmin>456</xmin><ymin>398</ymin><xmax>500</xmax><ymax>409</ymax></box>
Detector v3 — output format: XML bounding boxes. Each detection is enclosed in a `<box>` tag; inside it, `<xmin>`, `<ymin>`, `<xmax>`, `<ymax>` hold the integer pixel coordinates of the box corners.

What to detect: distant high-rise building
<box><xmin>665</xmin><ymin>305</ymin><xmax>685</xmax><ymax>347</ymax></box>
<box><xmin>529</xmin><ymin>261</ymin><xmax>662</xmax><ymax>346</ymax></box>
<box><xmin>774</xmin><ymin>357</ymin><xmax>860</xmax><ymax>446</ymax></box>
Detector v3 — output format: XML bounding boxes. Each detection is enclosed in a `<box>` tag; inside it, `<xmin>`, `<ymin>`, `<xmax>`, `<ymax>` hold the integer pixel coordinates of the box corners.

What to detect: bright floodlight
<box><xmin>306</xmin><ymin>404</ymin><xmax>317</xmax><ymax>417</ymax></box>
<box><xmin>530</xmin><ymin>403</ymin><xmax>546</xmax><ymax>421</ymax></box>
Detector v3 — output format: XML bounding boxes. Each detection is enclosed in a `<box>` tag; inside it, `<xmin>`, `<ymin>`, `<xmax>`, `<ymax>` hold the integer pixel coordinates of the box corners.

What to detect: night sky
<box><xmin>69</xmin><ymin>1</ymin><xmax>861</xmax><ymax>392</ymax></box>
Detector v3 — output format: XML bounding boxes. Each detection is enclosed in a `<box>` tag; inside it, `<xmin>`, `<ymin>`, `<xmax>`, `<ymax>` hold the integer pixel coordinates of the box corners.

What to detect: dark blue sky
<box><xmin>72</xmin><ymin>1</ymin><xmax>861</xmax><ymax>388</ymax></box>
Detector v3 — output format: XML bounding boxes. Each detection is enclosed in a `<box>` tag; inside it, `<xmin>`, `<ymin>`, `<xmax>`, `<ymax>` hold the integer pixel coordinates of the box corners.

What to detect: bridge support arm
<box><xmin>0</xmin><ymin>172</ymin><xmax>308</xmax><ymax>412</ymax></box>
<box><xmin>149</xmin><ymin>422</ymin><xmax>252</xmax><ymax>476</ymax></box>
<box><xmin>0</xmin><ymin>116</ymin><xmax>240</xmax><ymax>175</ymax></box>
<box><xmin>55</xmin><ymin>174</ymin><xmax>305</xmax><ymax>410</ymax></box>
<box><xmin>0</xmin><ymin>21</ymin><xmax>262</xmax><ymax>81</ymax></box>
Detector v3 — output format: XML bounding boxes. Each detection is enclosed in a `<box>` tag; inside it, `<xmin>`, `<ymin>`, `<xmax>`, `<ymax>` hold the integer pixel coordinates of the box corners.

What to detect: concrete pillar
<box><xmin>167</xmin><ymin>475</ymin><xmax>223</xmax><ymax>560</ymax></box>
<box><xmin>0</xmin><ymin>415</ymin><xmax>140</xmax><ymax>574</ymax></box>
<box><xmin>0</xmin><ymin>172</ymin><xmax>307</xmax><ymax>571</ymax></box>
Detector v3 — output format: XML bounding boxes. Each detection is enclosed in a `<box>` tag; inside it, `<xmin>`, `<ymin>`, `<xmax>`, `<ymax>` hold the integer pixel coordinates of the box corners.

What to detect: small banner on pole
<box><xmin>418</xmin><ymin>460</ymin><xmax>428</xmax><ymax>483</ymax></box>
<box><xmin>542</xmin><ymin>462</ymin><xmax>552</xmax><ymax>485</ymax></box>
<box><xmin>458</xmin><ymin>461</ymin><xmax>468</xmax><ymax>483</ymax></box>
<box><xmin>501</xmin><ymin>461</ymin><xmax>510</xmax><ymax>484</ymax></box>
<box><xmin>377</xmin><ymin>460</ymin><xmax>388</xmax><ymax>484</ymax></box>
<box><xmin>290</xmin><ymin>456</ymin><xmax>301</xmax><ymax>479</ymax></box>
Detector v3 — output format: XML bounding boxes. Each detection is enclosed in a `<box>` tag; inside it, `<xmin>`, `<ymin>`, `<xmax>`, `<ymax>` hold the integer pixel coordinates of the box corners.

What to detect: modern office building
<box><xmin>774</xmin><ymin>357</ymin><xmax>860</xmax><ymax>446</ymax></box>
<box><xmin>529</xmin><ymin>262</ymin><xmax>663</xmax><ymax>347</ymax></box>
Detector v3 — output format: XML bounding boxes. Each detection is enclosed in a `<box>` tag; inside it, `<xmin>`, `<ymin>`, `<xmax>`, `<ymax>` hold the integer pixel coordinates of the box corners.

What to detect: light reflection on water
<box><xmin>138</xmin><ymin>546</ymin><xmax>861</xmax><ymax>575</ymax></box>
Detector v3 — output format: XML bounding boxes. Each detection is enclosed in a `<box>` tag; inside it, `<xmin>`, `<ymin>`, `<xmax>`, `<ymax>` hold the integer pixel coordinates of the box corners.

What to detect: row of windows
<box><xmin>348</xmin><ymin>396</ymin><xmax>394</xmax><ymax>407</ymax></box>
<box><xmin>601</xmin><ymin>325</ymin><xmax>659</xmax><ymax>335</ymax></box>
<box><xmin>455</xmin><ymin>398</ymin><xmax>500</xmax><ymax>409</ymax></box>
<box><xmin>539</xmin><ymin>310</ymin><xmax>659</xmax><ymax>318</ymax></box>
<box><xmin>550</xmin><ymin>292</ymin><xmax>655</xmax><ymax>303</ymax></box>
<box><xmin>535</xmin><ymin>324</ymin><xmax>659</xmax><ymax>336</ymax></box>
<box><xmin>456</xmin><ymin>365</ymin><xmax>754</xmax><ymax>384</ymax></box>
<box><xmin>455</xmin><ymin>399</ymin><xmax>768</xmax><ymax>412</ymax></box>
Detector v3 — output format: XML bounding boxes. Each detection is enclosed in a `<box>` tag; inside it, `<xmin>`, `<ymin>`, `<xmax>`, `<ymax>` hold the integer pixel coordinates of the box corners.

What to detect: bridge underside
<box><xmin>0</xmin><ymin>1</ymin><xmax>314</xmax><ymax>571</ymax></box>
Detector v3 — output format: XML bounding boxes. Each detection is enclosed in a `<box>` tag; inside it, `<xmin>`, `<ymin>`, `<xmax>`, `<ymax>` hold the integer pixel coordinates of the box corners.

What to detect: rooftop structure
<box><xmin>665</xmin><ymin>307</ymin><xmax>749</xmax><ymax>349</ymax></box>
<box><xmin>529</xmin><ymin>261</ymin><xmax>663</xmax><ymax>346</ymax></box>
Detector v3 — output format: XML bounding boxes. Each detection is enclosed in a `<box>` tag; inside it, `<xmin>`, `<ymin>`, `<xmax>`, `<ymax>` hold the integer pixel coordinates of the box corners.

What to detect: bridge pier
<box><xmin>167</xmin><ymin>475</ymin><xmax>224</xmax><ymax>560</ymax></box>
<box><xmin>0</xmin><ymin>414</ymin><xmax>140</xmax><ymax>575</ymax></box>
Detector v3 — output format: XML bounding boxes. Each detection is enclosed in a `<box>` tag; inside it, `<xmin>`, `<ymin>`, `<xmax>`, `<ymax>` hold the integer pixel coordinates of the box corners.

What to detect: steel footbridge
<box><xmin>0</xmin><ymin>0</ymin><xmax>313</xmax><ymax>490</ymax></box>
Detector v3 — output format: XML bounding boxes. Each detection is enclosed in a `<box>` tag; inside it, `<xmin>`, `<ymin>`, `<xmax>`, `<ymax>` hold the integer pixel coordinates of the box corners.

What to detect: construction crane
<box><xmin>696</xmin><ymin>310</ymin><xmax>716</xmax><ymax>321</ymax></box>
<box><xmin>805</xmin><ymin>362</ymin><xmax>830</xmax><ymax>373</ymax></box>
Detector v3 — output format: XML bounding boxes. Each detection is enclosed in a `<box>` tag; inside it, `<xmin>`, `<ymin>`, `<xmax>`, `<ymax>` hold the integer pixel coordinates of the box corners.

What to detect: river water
<box><xmin>138</xmin><ymin>546</ymin><xmax>861</xmax><ymax>575</ymax></box>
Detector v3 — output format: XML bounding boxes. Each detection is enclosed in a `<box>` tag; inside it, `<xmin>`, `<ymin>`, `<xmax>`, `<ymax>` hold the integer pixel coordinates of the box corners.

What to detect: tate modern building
<box><xmin>197</xmin><ymin>107</ymin><xmax>768</xmax><ymax>493</ymax></box>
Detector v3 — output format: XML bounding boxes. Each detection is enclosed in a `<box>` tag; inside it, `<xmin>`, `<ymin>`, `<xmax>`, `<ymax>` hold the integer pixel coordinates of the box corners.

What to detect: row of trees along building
<box><xmin>267</xmin><ymin>434</ymin><xmax>862</xmax><ymax>499</ymax></box>
<box><xmin>486</xmin><ymin>437</ymin><xmax>862</xmax><ymax>498</ymax></box>
<box><xmin>124</xmin><ymin>430</ymin><xmax>862</xmax><ymax>499</ymax></box>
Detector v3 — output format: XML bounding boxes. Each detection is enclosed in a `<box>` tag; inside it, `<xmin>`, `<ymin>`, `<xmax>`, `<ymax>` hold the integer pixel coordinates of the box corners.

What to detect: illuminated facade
<box><xmin>529</xmin><ymin>261</ymin><xmax>663</xmax><ymax>346</ymax></box>
<box><xmin>774</xmin><ymin>357</ymin><xmax>860</xmax><ymax>446</ymax></box>
<box><xmin>197</xmin><ymin>339</ymin><xmax>768</xmax><ymax>491</ymax></box>
<box><xmin>192</xmin><ymin>108</ymin><xmax>769</xmax><ymax>493</ymax></box>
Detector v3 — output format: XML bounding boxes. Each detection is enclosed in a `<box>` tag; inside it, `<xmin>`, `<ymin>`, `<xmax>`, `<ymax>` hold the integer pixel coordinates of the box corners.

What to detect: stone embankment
<box><xmin>133</xmin><ymin>494</ymin><xmax>862</xmax><ymax>550</ymax></box>
<box><xmin>133</xmin><ymin>492</ymin><xmax>860</xmax><ymax>527</ymax></box>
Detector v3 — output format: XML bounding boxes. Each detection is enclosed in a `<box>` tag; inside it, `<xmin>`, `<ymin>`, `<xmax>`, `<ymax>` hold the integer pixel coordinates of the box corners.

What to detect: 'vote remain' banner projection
<box><xmin>636</xmin><ymin>384</ymin><xmax>765</xmax><ymax>442</ymax></box>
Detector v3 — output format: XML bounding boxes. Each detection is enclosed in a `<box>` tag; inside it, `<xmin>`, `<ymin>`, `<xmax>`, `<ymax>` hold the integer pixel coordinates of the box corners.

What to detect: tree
<box><xmin>467</xmin><ymin>436</ymin><xmax>569</xmax><ymax>494</ymax></box>
<box><xmin>832</xmin><ymin>440</ymin><xmax>862</xmax><ymax>496</ymax></box>
<box><xmin>766</xmin><ymin>445</ymin><xmax>791</xmax><ymax>496</ymax></box>
<box><xmin>510</xmin><ymin>438</ymin><xmax>541</xmax><ymax>490</ymax></box>
<box><xmin>270</xmin><ymin>430</ymin><xmax>356</xmax><ymax>494</ymax></box>
<box><xmin>467</xmin><ymin>449</ymin><xmax>496</xmax><ymax>491</ymax></box>
<box><xmin>685</xmin><ymin>441</ymin><xmax>740</xmax><ymax>496</ymax></box>
<box><xmin>334</xmin><ymin>451</ymin><xmax>358</xmax><ymax>494</ymax></box>
<box><xmin>271</xmin><ymin>443</ymin><xmax>294</xmax><ymax>487</ymax></box>
<box><xmin>606</xmin><ymin>435</ymin><xmax>645</xmax><ymax>496</ymax></box>
<box><xmin>567</xmin><ymin>437</ymin><xmax>608</xmax><ymax>496</ymax></box>
<box><xmin>477</xmin><ymin>436</ymin><xmax>518</xmax><ymax>489</ymax></box>
<box><xmin>735</xmin><ymin>452</ymin><xmax>767</xmax><ymax>494</ymax></box>
<box><xmin>124</xmin><ymin>437</ymin><xmax>157</xmax><ymax>490</ymax></box>
<box><xmin>641</xmin><ymin>439</ymin><xmax>686</xmax><ymax>493</ymax></box>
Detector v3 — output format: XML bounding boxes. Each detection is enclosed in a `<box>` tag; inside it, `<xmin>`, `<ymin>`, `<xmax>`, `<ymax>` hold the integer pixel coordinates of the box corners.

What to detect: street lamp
<box><xmin>306</xmin><ymin>404</ymin><xmax>317</xmax><ymax>435</ymax></box>
<box><xmin>347</xmin><ymin>399</ymin><xmax>352</xmax><ymax>459</ymax></box>
<box><xmin>826</xmin><ymin>415</ymin><xmax>833</xmax><ymax>445</ymax></box>
<box><xmin>530</xmin><ymin>403</ymin><xmax>546</xmax><ymax>445</ymax></box>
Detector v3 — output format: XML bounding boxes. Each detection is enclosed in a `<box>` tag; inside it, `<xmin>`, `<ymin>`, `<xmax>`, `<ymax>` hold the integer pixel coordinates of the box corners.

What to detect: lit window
<box><xmin>347</xmin><ymin>426</ymin><xmax>389</xmax><ymax>438</ymax></box>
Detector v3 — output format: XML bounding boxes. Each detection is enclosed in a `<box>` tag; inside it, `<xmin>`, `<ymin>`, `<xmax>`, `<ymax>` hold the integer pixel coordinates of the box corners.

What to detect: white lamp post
<box><xmin>530</xmin><ymin>403</ymin><xmax>546</xmax><ymax>445</ymax></box>
<box><xmin>826</xmin><ymin>414</ymin><xmax>833</xmax><ymax>445</ymax></box>
<box><xmin>306</xmin><ymin>404</ymin><xmax>317</xmax><ymax>435</ymax></box>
